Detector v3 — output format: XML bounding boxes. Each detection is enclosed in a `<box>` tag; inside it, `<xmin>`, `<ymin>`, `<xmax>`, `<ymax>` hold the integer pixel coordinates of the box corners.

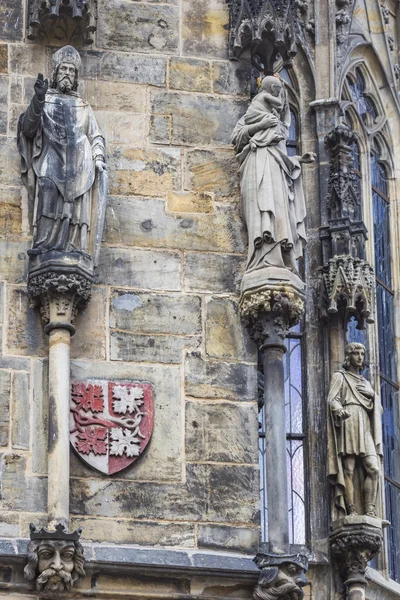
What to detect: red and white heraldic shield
<box><xmin>70</xmin><ymin>379</ymin><xmax>154</xmax><ymax>475</ymax></box>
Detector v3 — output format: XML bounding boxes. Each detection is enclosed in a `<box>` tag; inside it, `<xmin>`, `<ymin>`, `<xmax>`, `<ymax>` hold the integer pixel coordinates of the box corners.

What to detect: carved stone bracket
<box><xmin>335</xmin><ymin>0</ymin><xmax>354</xmax><ymax>64</ymax></box>
<box><xmin>240</xmin><ymin>285</ymin><xmax>304</xmax><ymax>345</ymax></box>
<box><xmin>253</xmin><ymin>552</ymin><xmax>309</xmax><ymax>600</ymax></box>
<box><xmin>28</xmin><ymin>267</ymin><xmax>92</xmax><ymax>335</ymax></box>
<box><xmin>225</xmin><ymin>0</ymin><xmax>303</xmax><ymax>74</ymax></box>
<box><xmin>330</xmin><ymin>516</ymin><xmax>384</xmax><ymax>598</ymax></box>
<box><xmin>24</xmin><ymin>523</ymin><xmax>85</xmax><ymax>594</ymax></box>
<box><xmin>27</xmin><ymin>0</ymin><xmax>97</xmax><ymax>46</ymax></box>
<box><xmin>319</xmin><ymin>123</ymin><xmax>375</xmax><ymax>328</ymax></box>
<box><xmin>319</xmin><ymin>255</ymin><xmax>375</xmax><ymax>329</ymax></box>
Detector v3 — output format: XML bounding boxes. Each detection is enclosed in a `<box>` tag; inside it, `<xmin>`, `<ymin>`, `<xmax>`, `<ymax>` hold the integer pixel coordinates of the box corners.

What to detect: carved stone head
<box><xmin>51</xmin><ymin>45</ymin><xmax>81</xmax><ymax>92</ymax></box>
<box><xmin>260</xmin><ymin>75</ymin><xmax>283</xmax><ymax>98</ymax></box>
<box><xmin>342</xmin><ymin>342</ymin><xmax>366</xmax><ymax>371</ymax></box>
<box><xmin>24</xmin><ymin>525</ymin><xmax>85</xmax><ymax>593</ymax></box>
<box><xmin>253</xmin><ymin>554</ymin><xmax>308</xmax><ymax>600</ymax></box>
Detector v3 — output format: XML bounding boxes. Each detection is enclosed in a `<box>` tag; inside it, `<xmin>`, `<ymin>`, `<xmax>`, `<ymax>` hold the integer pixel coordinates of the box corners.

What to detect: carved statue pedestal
<box><xmin>330</xmin><ymin>515</ymin><xmax>385</xmax><ymax>600</ymax></box>
<box><xmin>28</xmin><ymin>253</ymin><xmax>94</xmax><ymax>529</ymax></box>
<box><xmin>240</xmin><ymin>275</ymin><xmax>304</xmax><ymax>554</ymax></box>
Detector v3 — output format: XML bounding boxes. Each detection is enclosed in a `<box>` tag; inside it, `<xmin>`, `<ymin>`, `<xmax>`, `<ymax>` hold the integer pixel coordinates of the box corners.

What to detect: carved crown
<box><xmin>29</xmin><ymin>523</ymin><xmax>83</xmax><ymax>542</ymax></box>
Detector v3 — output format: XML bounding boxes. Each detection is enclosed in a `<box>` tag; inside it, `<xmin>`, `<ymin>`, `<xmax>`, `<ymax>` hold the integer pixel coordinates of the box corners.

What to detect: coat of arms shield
<box><xmin>70</xmin><ymin>379</ymin><xmax>154</xmax><ymax>475</ymax></box>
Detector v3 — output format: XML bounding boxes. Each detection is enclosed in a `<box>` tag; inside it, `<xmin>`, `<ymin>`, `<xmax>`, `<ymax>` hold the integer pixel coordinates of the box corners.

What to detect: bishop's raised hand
<box><xmin>34</xmin><ymin>73</ymin><xmax>49</xmax><ymax>102</ymax></box>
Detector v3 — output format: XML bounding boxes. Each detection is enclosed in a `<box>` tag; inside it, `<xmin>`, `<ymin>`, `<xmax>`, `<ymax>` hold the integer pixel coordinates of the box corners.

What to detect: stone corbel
<box><xmin>225</xmin><ymin>0</ymin><xmax>301</xmax><ymax>74</ymax></box>
<box><xmin>27</xmin><ymin>0</ymin><xmax>97</xmax><ymax>45</ymax></box>
<box><xmin>330</xmin><ymin>516</ymin><xmax>384</xmax><ymax>600</ymax></box>
<box><xmin>253</xmin><ymin>553</ymin><xmax>309</xmax><ymax>600</ymax></box>
<box><xmin>24</xmin><ymin>524</ymin><xmax>85</xmax><ymax>595</ymax></box>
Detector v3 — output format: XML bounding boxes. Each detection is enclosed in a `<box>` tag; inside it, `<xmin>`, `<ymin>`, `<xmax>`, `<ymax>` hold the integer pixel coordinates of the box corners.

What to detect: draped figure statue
<box><xmin>18</xmin><ymin>45</ymin><xmax>106</xmax><ymax>257</ymax></box>
<box><xmin>231</xmin><ymin>76</ymin><xmax>314</xmax><ymax>276</ymax></box>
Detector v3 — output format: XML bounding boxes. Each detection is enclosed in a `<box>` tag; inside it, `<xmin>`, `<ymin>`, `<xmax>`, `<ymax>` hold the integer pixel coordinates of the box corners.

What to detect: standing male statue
<box><xmin>231</xmin><ymin>75</ymin><xmax>315</xmax><ymax>277</ymax></box>
<box><xmin>328</xmin><ymin>343</ymin><xmax>383</xmax><ymax>518</ymax></box>
<box><xmin>18</xmin><ymin>45</ymin><xmax>106</xmax><ymax>256</ymax></box>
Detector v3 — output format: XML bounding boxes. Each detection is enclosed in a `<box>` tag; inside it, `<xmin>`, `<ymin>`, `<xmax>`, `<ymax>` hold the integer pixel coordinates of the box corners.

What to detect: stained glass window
<box><xmin>347</xmin><ymin>69</ymin><xmax>378</xmax><ymax>124</ymax></box>
<box><xmin>370</xmin><ymin>146</ymin><xmax>400</xmax><ymax>582</ymax></box>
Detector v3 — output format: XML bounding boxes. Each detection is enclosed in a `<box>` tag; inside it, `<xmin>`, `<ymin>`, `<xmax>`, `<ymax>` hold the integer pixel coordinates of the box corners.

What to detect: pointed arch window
<box><xmin>371</xmin><ymin>144</ymin><xmax>400</xmax><ymax>582</ymax></box>
<box><xmin>347</xmin><ymin>69</ymin><xmax>378</xmax><ymax>124</ymax></box>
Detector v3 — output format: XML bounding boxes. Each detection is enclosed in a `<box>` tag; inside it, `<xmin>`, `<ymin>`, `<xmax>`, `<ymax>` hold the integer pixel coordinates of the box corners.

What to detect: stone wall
<box><xmin>0</xmin><ymin>0</ymin><xmax>260</xmax><ymax>552</ymax></box>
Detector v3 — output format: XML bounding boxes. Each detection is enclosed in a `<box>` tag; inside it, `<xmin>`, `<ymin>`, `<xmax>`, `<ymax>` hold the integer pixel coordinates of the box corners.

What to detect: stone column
<box><xmin>28</xmin><ymin>269</ymin><xmax>92</xmax><ymax>528</ymax></box>
<box><xmin>240</xmin><ymin>276</ymin><xmax>305</xmax><ymax>555</ymax></box>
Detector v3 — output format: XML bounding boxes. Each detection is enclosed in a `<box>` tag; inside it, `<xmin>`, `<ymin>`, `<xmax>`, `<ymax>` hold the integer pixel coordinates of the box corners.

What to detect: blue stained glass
<box><xmin>373</xmin><ymin>193</ymin><xmax>392</xmax><ymax>287</ymax></box>
<box><xmin>280</xmin><ymin>68</ymin><xmax>292</xmax><ymax>86</ymax></box>
<box><xmin>347</xmin><ymin>69</ymin><xmax>378</xmax><ymax>123</ymax></box>
<box><xmin>371</xmin><ymin>146</ymin><xmax>400</xmax><ymax>583</ymax></box>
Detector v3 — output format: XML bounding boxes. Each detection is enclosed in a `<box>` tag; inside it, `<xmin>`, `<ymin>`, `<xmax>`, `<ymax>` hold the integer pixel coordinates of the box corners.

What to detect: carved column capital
<box><xmin>253</xmin><ymin>553</ymin><xmax>309</xmax><ymax>600</ymax></box>
<box><xmin>330</xmin><ymin>517</ymin><xmax>383</xmax><ymax>587</ymax></box>
<box><xmin>24</xmin><ymin>524</ymin><xmax>86</xmax><ymax>594</ymax></box>
<box><xmin>240</xmin><ymin>286</ymin><xmax>304</xmax><ymax>346</ymax></box>
<box><xmin>28</xmin><ymin>269</ymin><xmax>92</xmax><ymax>335</ymax></box>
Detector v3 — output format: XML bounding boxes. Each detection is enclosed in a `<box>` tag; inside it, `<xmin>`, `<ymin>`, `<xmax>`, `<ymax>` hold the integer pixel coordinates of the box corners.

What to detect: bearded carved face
<box><xmin>24</xmin><ymin>539</ymin><xmax>85</xmax><ymax>593</ymax></box>
<box><xmin>254</xmin><ymin>563</ymin><xmax>308</xmax><ymax>600</ymax></box>
<box><xmin>56</xmin><ymin>62</ymin><xmax>77</xmax><ymax>93</ymax></box>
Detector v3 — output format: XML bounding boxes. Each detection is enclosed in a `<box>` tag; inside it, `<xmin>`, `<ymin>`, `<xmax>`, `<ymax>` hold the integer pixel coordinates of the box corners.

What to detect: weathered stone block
<box><xmin>212</xmin><ymin>61</ymin><xmax>251</xmax><ymax>96</ymax></box>
<box><xmin>0</xmin><ymin>45</ymin><xmax>8</xmax><ymax>74</ymax></box>
<box><xmin>167</xmin><ymin>191</ymin><xmax>214</xmax><ymax>214</ymax></box>
<box><xmin>184</xmin><ymin>252</ymin><xmax>245</xmax><ymax>293</ymax></box>
<box><xmin>0</xmin><ymin>1</ymin><xmax>23</xmax><ymax>41</ymax></box>
<box><xmin>111</xmin><ymin>331</ymin><xmax>201</xmax><ymax>363</ymax></box>
<box><xmin>184</xmin><ymin>149</ymin><xmax>240</xmax><ymax>202</ymax></box>
<box><xmin>0</xmin><ymin>282</ymin><xmax>3</xmax><ymax>324</ymax></box>
<box><xmin>31</xmin><ymin>359</ymin><xmax>48</xmax><ymax>475</ymax></box>
<box><xmin>169</xmin><ymin>57</ymin><xmax>211</xmax><ymax>93</ymax></box>
<box><xmin>205</xmin><ymin>298</ymin><xmax>256</xmax><ymax>361</ymax></box>
<box><xmin>0</xmin><ymin>454</ymin><xmax>46</xmax><ymax>513</ymax></box>
<box><xmin>182</xmin><ymin>0</ymin><xmax>229</xmax><ymax>59</ymax></box>
<box><xmin>110</xmin><ymin>291</ymin><xmax>202</xmax><ymax>335</ymax></box>
<box><xmin>198</xmin><ymin>524</ymin><xmax>259</xmax><ymax>553</ymax></box>
<box><xmin>70</xmin><ymin>360</ymin><xmax>183</xmax><ymax>482</ymax></box>
<box><xmin>0</xmin><ymin>200</ymin><xmax>21</xmax><ymax>234</ymax></box>
<box><xmin>0</xmin><ymin>371</ymin><xmax>10</xmax><ymax>446</ymax></box>
<box><xmin>0</xmin><ymin>137</ymin><xmax>21</xmax><ymax>186</ymax></box>
<box><xmin>95</xmin><ymin>111</ymin><xmax>146</xmax><ymax>146</ymax></box>
<box><xmin>81</xmin><ymin>50</ymin><xmax>166</xmax><ymax>87</ymax></box>
<box><xmin>72</xmin><ymin>287</ymin><xmax>107</xmax><ymax>360</ymax></box>
<box><xmin>85</xmin><ymin>80</ymin><xmax>147</xmax><ymax>112</ymax></box>
<box><xmin>9</xmin><ymin>44</ymin><xmax>48</xmax><ymax>74</ymax></box>
<box><xmin>0</xmin><ymin>241</ymin><xmax>28</xmax><ymax>284</ymax></box>
<box><xmin>151</xmin><ymin>92</ymin><xmax>247</xmax><ymax>146</ymax></box>
<box><xmin>185</xmin><ymin>401</ymin><xmax>258</xmax><ymax>463</ymax></box>
<box><xmin>70</xmin><ymin>464</ymin><xmax>208</xmax><ymax>520</ymax></box>
<box><xmin>108</xmin><ymin>146</ymin><xmax>181</xmax><ymax>197</ymax></box>
<box><xmin>104</xmin><ymin>197</ymin><xmax>245</xmax><ymax>254</ymax></box>
<box><xmin>185</xmin><ymin>352</ymin><xmax>257</xmax><ymax>400</ymax></box>
<box><xmin>0</xmin><ymin>511</ymin><xmax>19</xmax><ymax>537</ymax></box>
<box><xmin>98</xmin><ymin>1</ymin><xmax>179</xmax><ymax>54</ymax></box>
<box><xmin>9</xmin><ymin>75</ymin><xmax>22</xmax><ymax>104</ymax></box>
<box><xmin>0</xmin><ymin>77</ymin><xmax>7</xmax><ymax>136</ymax></box>
<box><xmin>70</xmin><ymin>517</ymin><xmax>195</xmax><ymax>547</ymax></box>
<box><xmin>11</xmin><ymin>371</ymin><xmax>29</xmax><ymax>450</ymax></box>
<box><xmin>98</xmin><ymin>247</ymin><xmax>181</xmax><ymax>291</ymax></box>
<box><xmin>207</xmin><ymin>464</ymin><xmax>259</xmax><ymax>523</ymax></box>
<box><xmin>7</xmin><ymin>286</ymin><xmax>47</xmax><ymax>357</ymax></box>
<box><xmin>149</xmin><ymin>114</ymin><xmax>171</xmax><ymax>144</ymax></box>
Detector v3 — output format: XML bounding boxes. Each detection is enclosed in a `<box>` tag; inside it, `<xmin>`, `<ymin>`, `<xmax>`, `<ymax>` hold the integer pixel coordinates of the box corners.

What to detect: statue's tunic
<box><xmin>231</xmin><ymin>98</ymin><xmax>306</xmax><ymax>272</ymax></box>
<box><xmin>327</xmin><ymin>369</ymin><xmax>383</xmax><ymax>513</ymax></box>
<box><xmin>18</xmin><ymin>89</ymin><xmax>105</xmax><ymax>252</ymax></box>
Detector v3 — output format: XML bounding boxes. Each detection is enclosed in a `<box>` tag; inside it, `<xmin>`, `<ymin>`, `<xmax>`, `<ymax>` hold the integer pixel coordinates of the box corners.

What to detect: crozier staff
<box><xmin>18</xmin><ymin>45</ymin><xmax>106</xmax><ymax>256</ymax></box>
